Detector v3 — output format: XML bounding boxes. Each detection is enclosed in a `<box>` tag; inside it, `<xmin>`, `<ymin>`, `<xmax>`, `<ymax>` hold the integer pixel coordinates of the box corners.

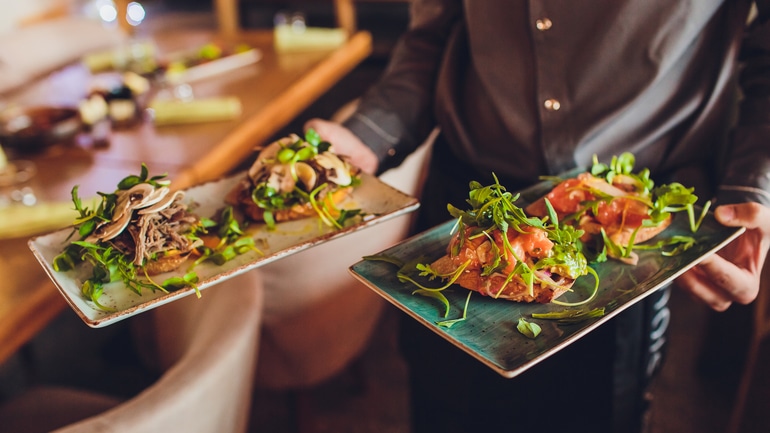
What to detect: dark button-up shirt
<box><xmin>344</xmin><ymin>0</ymin><xmax>770</xmax><ymax>207</ymax></box>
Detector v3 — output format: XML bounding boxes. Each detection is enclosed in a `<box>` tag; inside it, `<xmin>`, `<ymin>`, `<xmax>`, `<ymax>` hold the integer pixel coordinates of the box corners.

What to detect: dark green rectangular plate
<box><xmin>349</xmin><ymin>182</ymin><xmax>745</xmax><ymax>378</ymax></box>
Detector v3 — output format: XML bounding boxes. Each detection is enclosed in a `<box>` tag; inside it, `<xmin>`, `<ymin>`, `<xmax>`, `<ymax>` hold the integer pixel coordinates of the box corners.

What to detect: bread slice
<box><xmin>143</xmin><ymin>249</ymin><xmax>195</xmax><ymax>275</ymax></box>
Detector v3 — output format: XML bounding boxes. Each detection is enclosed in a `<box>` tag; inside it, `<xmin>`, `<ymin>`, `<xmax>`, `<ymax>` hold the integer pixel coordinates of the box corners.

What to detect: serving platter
<box><xmin>29</xmin><ymin>172</ymin><xmax>419</xmax><ymax>328</ymax></box>
<box><xmin>349</xmin><ymin>180</ymin><xmax>745</xmax><ymax>378</ymax></box>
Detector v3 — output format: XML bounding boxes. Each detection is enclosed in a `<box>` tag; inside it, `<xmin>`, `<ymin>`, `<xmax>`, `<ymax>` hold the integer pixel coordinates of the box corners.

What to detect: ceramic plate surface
<box><xmin>349</xmin><ymin>180</ymin><xmax>744</xmax><ymax>378</ymax></box>
<box><xmin>29</xmin><ymin>172</ymin><xmax>419</xmax><ymax>328</ymax></box>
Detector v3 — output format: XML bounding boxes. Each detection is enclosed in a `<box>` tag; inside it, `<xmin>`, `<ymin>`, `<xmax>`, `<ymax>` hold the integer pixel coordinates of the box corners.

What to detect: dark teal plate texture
<box><xmin>349</xmin><ymin>181</ymin><xmax>745</xmax><ymax>378</ymax></box>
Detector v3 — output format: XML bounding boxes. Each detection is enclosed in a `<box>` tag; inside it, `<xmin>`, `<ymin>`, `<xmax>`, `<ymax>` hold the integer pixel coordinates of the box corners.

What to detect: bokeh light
<box><xmin>126</xmin><ymin>2</ymin><xmax>146</xmax><ymax>26</ymax></box>
<box><xmin>96</xmin><ymin>0</ymin><xmax>118</xmax><ymax>23</ymax></box>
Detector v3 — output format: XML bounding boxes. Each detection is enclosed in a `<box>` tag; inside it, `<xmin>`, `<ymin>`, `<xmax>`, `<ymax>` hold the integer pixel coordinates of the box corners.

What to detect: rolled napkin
<box><xmin>148</xmin><ymin>97</ymin><xmax>242</xmax><ymax>126</ymax></box>
<box><xmin>0</xmin><ymin>200</ymin><xmax>78</xmax><ymax>239</ymax></box>
<box><xmin>165</xmin><ymin>48</ymin><xmax>262</xmax><ymax>85</ymax></box>
<box><xmin>273</xmin><ymin>25</ymin><xmax>348</xmax><ymax>52</ymax></box>
<box><xmin>81</xmin><ymin>40</ymin><xmax>158</xmax><ymax>74</ymax></box>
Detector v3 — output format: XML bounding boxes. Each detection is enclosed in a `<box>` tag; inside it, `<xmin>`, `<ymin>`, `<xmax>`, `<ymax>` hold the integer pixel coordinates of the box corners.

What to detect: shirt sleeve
<box><xmin>342</xmin><ymin>0</ymin><xmax>462</xmax><ymax>174</ymax></box>
<box><xmin>718</xmin><ymin>1</ymin><xmax>770</xmax><ymax>207</ymax></box>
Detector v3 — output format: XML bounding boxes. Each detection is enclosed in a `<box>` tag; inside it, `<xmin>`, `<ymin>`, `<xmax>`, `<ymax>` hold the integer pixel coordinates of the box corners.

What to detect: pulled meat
<box><xmin>116</xmin><ymin>197</ymin><xmax>199</xmax><ymax>266</ymax></box>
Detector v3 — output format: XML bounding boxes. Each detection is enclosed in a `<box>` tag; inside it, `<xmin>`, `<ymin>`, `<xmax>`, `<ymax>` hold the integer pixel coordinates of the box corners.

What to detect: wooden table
<box><xmin>0</xmin><ymin>27</ymin><xmax>372</xmax><ymax>365</ymax></box>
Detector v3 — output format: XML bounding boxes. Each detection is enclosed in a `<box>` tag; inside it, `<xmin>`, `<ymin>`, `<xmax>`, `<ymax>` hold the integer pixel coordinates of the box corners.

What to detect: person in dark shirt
<box><xmin>306</xmin><ymin>1</ymin><xmax>770</xmax><ymax>431</ymax></box>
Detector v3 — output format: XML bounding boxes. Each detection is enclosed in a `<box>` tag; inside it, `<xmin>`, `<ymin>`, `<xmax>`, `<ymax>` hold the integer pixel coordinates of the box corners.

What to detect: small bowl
<box><xmin>0</xmin><ymin>106</ymin><xmax>82</xmax><ymax>154</ymax></box>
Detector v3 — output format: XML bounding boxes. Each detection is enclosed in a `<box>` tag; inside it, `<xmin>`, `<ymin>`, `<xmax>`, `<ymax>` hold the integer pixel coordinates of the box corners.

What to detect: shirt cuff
<box><xmin>343</xmin><ymin>111</ymin><xmax>401</xmax><ymax>175</ymax></box>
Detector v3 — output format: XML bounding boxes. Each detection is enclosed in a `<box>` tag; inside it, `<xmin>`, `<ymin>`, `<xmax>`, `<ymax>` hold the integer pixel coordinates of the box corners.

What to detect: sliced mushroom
<box><xmin>135</xmin><ymin>186</ymin><xmax>170</xmax><ymax>209</ymax></box>
<box><xmin>314</xmin><ymin>152</ymin><xmax>352</xmax><ymax>186</ymax></box>
<box><xmin>294</xmin><ymin>162</ymin><xmax>317</xmax><ymax>191</ymax></box>
<box><xmin>115</xmin><ymin>183</ymin><xmax>155</xmax><ymax>210</ymax></box>
<box><xmin>248</xmin><ymin>134</ymin><xmax>301</xmax><ymax>181</ymax></box>
<box><xmin>108</xmin><ymin>195</ymin><xmax>137</xmax><ymax>232</ymax></box>
<box><xmin>85</xmin><ymin>209</ymin><xmax>133</xmax><ymax>243</ymax></box>
<box><xmin>266</xmin><ymin>164</ymin><xmax>296</xmax><ymax>194</ymax></box>
<box><xmin>138</xmin><ymin>190</ymin><xmax>184</xmax><ymax>215</ymax></box>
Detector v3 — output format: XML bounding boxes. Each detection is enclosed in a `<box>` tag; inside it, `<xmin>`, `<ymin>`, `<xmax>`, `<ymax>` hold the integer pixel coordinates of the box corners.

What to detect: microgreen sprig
<box><xmin>193</xmin><ymin>206</ymin><xmax>263</xmax><ymax>268</ymax></box>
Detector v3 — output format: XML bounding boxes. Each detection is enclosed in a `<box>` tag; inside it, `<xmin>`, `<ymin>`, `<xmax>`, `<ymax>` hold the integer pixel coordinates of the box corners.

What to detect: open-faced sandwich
<box><xmin>524</xmin><ymin>153</ymin><xmax>708</xmax><ymax>264</ymax></box>
<box><xmin>226</xmin><ymin>129</ymin><xmax>362</xmax><ymax>229</ymax></box>
<box><xmin>427</xmin><ymin>175</ymin><xmax>597</xmax><ymax>305</ymax></box>
<box><xmin>53</xmin><ymin>165</ymin><xmax>207</xmax><ymax>309</ymax></box>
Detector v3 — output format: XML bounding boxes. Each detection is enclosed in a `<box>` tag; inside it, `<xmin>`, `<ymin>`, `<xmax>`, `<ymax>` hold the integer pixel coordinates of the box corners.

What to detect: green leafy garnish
<box><xmin>249</xmin><ymin>129</ymin><xmax>362</xmax><ymax>230</ymax></box>
<box><xmin>444</xmin><ymin>174</ymin><xmax>594</xmax><ymax>301</ymax></box>
<box><xmin>552</xmin><ymin>153</ymin><xmax>710</xmax><ymax>261</ymax></box>
<box><xmin>53</xmin><ymin>166</ymin><xmax>255</xmax><ymax>311</ymax></box>
<box><xmin>116</xmin><ymin>163</ymin><xmax>169</xmax><ymax>190</ymax></box>
<box><xmin>363</xmin><ymin>254</ymin><xmax>473</xmax><ymax>326</ymax></box>
<box><xmin>193</xmin><ymin>206</ymin><xmax>263</xmax><ymax>268</ymax></box>
<box><xmin>436</xmin><ymin>291</ymin><xmax>473</xmax><ymax>328</ymax></box>
<box><xmin>365</xmin><ymin>173</ymin><xmax>600</xmax><ymax>326</ymax></box>
<box><xmin>531</xmin><ymin>307</ymin><xmax>606</xmax><ymax>324</ymax></box>
<box><xmin>161</xmin><ymin>272</ymin><xmax>200</xmax><ymax>294</ymax></box>
<box><xmin>517</xmin><ymin>317</ymin><xmax>542</xmax><ymax>338</ymax></box>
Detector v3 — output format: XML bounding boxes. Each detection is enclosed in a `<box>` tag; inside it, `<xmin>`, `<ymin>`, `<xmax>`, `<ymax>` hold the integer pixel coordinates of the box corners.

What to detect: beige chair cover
<box><xmin>0</xmin><ymin>271</ymin><xmax>265</xmax><ymax>433</ymax></box>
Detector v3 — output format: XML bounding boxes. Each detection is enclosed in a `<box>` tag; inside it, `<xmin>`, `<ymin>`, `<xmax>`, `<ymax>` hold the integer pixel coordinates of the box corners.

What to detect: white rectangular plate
<box><xmin>29</xmin><ymin>172</ymin><xmax>419</xmax><ymax>328</ymax></box>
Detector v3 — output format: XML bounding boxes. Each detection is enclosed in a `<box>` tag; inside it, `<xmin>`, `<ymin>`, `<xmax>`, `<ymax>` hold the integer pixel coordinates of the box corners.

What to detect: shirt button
<box><xmin>544</xmin><ymin>99</ymin><xmax>561</xmax><ymax>111</ymax></box>
<box><xmin>535</xmin><ymin>18</ymin><xmax>553</xmax><ymax>31</ymax></box>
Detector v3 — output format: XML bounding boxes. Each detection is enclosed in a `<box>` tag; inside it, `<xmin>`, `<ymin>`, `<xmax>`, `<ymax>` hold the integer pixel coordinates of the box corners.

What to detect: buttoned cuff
<box><xmin>343</xmin><ymin>111</ymin><xmax>402</xmax><ymax>175</ymax></box>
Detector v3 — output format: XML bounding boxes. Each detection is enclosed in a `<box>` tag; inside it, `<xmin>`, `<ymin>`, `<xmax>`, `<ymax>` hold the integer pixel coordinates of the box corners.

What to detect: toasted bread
<box><xmin>143</xmin><ymin>250</ymin><xmax>193</xmax><ymax>275</ymax></box>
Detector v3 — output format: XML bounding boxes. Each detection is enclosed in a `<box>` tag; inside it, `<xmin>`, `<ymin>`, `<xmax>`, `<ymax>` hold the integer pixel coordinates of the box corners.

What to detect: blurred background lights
<box><xmin>90</xmin><ymin>0</ymin><xmax>146</xmax><ymax>27</ymax></box>
<box><xmin>96</xmin><ymin>0</ymin><xmax>118</xmax><ymax>23</ymax></box>
<box><xmin>126</xmin><ymin>2</ymin><xmax>146</xmax><ymax>26</ymax></box>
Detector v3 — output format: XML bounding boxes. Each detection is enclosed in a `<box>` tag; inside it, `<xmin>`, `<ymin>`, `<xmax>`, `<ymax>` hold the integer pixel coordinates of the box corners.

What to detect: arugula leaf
<box><xmin>517</xmin><ymin>317</ymin><xmax>542</xmax><ymax>338</ymax></box>
<box><xmin>413</xmin><ymin>289</ymin><xmax>451</xmax><ymax>318</ymax></box>
<box><xmin>436</xmin><ymin>290</ymin><xmax>473</xmax><ymax>328</ymax></box>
